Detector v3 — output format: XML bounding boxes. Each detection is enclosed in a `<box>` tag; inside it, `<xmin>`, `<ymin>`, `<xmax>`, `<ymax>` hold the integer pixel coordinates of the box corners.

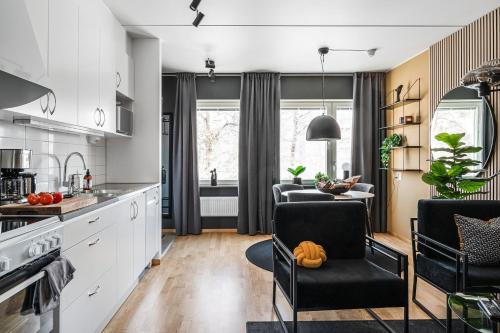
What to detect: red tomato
<box><xmin>38</xmin><ymin>192</ymin><xmax>48</xmax><ymax>196</ymax></box>
<box><xmin>27</xmin><ymin>193</ymin><xmax>40</xmax><ymax>205</ymax></box>
<box><xmin>52</xmin><ymin>192</ymin><xmax>63</xmax><ymax>204</ymax></box>
<box><xmin>39</xmin><ymin>193</ymin><xmax>54</xmax><ymax>205</ymax></box>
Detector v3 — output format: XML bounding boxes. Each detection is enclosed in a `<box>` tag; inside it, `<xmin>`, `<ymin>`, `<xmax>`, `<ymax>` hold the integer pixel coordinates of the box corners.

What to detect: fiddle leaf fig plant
<box><xmin>422</xmin><ymin>132</ymin><xmax>489</xmax><ymax>199</ymax></box>
<box><xmin>380</xmin><ymin>134</ymin><xmax>402</xmax><ymax>168</ymax></box>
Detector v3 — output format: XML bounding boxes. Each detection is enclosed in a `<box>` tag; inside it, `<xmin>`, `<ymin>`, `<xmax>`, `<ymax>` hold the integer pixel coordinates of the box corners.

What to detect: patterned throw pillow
<box><xmin>454</xmin><ymin>214</ymin><xmax>500</xmax><ymax>266</ymax></box>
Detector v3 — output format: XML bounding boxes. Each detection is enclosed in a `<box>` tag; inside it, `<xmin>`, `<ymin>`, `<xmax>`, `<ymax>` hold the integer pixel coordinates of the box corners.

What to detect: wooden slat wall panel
<box><xmin>430</xmin><ymin>8</ymin><xmax>500</xmax><ymax>198</ymax></box>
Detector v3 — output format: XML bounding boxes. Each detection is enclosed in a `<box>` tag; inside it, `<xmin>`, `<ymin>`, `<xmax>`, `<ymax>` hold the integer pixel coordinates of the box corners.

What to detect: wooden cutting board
<box><xmin>0</xmin><ymin>195</ymin><xmax>98</xmax><ymax>215</ymax></box>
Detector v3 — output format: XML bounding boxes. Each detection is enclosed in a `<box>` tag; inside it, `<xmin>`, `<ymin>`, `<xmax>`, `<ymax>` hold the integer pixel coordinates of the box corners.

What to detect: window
<box><xmin>197</xmin><ymin>101</ymin><xmax>239</xmax><ymax>183</ymax></box>
<box><xmin>280</xmin><ymin>101</ymin><xmax>353</xmax><ymax>181</ymax></box>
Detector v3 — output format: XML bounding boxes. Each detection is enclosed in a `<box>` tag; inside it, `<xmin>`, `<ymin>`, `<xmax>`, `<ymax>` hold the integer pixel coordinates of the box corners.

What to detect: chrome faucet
<box><xmin>63</xmin><ymin>152</ymin><xmax>87</xmax><ymax>195</ymax></box>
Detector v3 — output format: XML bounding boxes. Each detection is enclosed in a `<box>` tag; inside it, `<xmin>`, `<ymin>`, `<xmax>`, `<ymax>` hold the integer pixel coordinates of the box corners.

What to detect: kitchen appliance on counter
<box><xmin>116</xmin><ymin>105</ymin><xmax>133</xmax><ymax>135</ymax></box>
<box><xmin>0</xmin><ymin>149</ymin><xmax>36</xmax><ymax>204</ymax></box>
<box><xmin>0</xmin><ymin>215</ymin><xmax>62</xmax><ymax>333</ymax></box>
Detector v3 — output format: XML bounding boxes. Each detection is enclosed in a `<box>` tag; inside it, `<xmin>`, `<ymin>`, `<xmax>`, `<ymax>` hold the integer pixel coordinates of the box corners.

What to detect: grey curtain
<box><xmin>238</xmin><ymin>73</ymin><xmax>281</xmax><ymax>235</ymax></box>
<box><xmin>351</xmin><ymin>72</ymin><xmax>387</xmax><ymax>232</ymax></box>
<box><xmin>172</xmin><ymin>73</ymin><xmax>201</xmax><ymax>235</ymax></box>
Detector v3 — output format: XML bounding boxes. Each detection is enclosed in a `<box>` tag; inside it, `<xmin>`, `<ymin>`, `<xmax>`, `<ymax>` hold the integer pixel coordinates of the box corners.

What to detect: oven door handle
<box><xmin>0</xmin><ymin>271</ymin><xmax>45</xmax><ymax>304</ymax></box>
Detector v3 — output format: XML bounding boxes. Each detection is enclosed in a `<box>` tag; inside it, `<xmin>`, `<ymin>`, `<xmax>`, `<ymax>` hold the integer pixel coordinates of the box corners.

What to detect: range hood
<box><xmin>0</xmin><ymin>70</ymin><xmax>51</xmax><ymax>109</ymax></box>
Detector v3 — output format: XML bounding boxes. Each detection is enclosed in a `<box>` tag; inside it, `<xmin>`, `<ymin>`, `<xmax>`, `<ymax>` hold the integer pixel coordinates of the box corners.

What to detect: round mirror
<box><xmin>431</xmin><ymin>86</ymin><xmax>496</xmax><ymax>168</ymax></box>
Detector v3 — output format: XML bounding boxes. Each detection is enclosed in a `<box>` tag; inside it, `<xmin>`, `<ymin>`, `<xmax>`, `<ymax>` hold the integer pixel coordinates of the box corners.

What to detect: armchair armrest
<box><xmin>410</xmin><ymin>217</ymin><xmax>469</xmax><ymax>291</ymax></box>
<box><xmin>366</xmin><ymin>236</ymin><xmax>408</xmax><ymax>276</ymax></box>
<box><xmin>272</xmin><ymin>235</ymin><xmax>297</xmax><ymax>306</ymax></box>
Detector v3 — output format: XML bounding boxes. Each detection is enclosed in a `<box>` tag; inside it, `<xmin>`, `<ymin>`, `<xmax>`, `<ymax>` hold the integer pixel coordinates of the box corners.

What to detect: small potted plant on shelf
<box><xmin>422</xmin><ymin>132</ymin><xmax>497</xmax><ymax>198</ymax></box>
<box><xmin>288</xmin><ymin>165</ymin><xmax>306</xmax><ymax>185</ymax></box>
<box><xmin>380</xmin><ymin>134</ymin><xmax>403</xmax><ymax>168</ymax></box>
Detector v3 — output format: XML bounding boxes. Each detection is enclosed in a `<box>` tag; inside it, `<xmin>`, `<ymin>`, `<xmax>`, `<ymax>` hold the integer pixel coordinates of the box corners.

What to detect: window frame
<box><xmin>197</xmin><ymin>100</ymin><xmax>240</xmax><ymax>186</ymax></box>
<box><xmin>280</xmin><ymin>99</ymin><xmax>353</xmax><ymax>183</ymax></box>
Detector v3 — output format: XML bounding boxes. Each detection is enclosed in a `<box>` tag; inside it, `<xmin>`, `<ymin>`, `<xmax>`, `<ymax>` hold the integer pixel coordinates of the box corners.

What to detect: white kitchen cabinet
<box><xmin>146</xmin><ymin>186</ymin><xmax>160</xmax><ymax>261</ymax></box>
<box><xmin>132</xmin><ymin>193</ymin><xmax>147</xmax><ymax>277</ymax></box>
<box><xmin>46</xmin><ymin>0</ymin><xmax>78</xmax><ymax>125</ymax></box>
<box><xmin>98</xmin><ymin>2</ymin><xmax>117</xmax><ymax>133</ymax></box>
<box><xmin>77</xmin><ymin>0</ymin><xmax>101</xmax><ymax>130</ymax></box>
<box><xmin>115</xmin><ymin>21</ymin><xmax>135</xmax><ymax>100</ymax></box>
<box><xmin>116</xmin><ymin>198</ymin><xmax>134</xmax><ymax>300</ymax></box>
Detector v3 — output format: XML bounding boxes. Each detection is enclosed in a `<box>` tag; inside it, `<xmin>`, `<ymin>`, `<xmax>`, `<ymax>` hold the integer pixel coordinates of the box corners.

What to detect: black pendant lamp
<box><xmin>306</xmin><ymin>47</ymin><xmax>341</xmax><ymax>141</ymax></box>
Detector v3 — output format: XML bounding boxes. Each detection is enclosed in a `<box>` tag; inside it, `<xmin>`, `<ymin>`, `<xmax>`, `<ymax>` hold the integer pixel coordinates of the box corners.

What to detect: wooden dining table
<box><xmin>281</xmin><ymin>189</ymin><xmax>374</xmax><ymax>201</ymax></box>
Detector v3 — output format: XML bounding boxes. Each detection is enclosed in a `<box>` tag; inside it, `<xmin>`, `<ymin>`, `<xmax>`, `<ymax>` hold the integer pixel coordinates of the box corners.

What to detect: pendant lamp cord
<box><xmin>320</xmin><ymin>53</ymin><xmax>326</xmax><ymax>113</ymax></box>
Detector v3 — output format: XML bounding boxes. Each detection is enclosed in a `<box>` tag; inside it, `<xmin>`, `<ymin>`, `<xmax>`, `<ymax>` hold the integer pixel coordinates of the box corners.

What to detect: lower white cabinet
<box><xmin>60</xmin><ymin>266</ymin><xmax>117</xmax><ymax>333</ymax></box>
<box><xmin>60</xmin><ymin>187</ymin><xmax>160</xmax><ymax>333</ymax></box>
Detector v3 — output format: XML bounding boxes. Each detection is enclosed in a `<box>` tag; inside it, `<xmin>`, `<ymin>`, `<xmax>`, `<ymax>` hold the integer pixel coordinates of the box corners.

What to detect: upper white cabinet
<box><xmin>115</xmin><ymin>21</ymin><xmax>135</xmax><ymax>100</ymax></box>
<box><xmin>98</xmin><ymin>3</ymin><xmax>117</xmax><ymax>133</ymax></box>
<box><xmin>46</xmin><ymin>0</ymin><xmax>78</xmax><ymax>124</ymax></box>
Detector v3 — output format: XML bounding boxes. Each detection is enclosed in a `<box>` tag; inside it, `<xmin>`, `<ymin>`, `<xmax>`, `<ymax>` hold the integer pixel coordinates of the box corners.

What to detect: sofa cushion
<box><xmin>416</xmin><ymin>253</ymin><xmax>500</xmax><ymax>292</ymax></box>
<box><xmin>454</xmin><ymin>214</ymin><xmax>500</xmax><ymax>266</ymax></box>
<box><xmin>275</xmin><ymin>257</ymin><xmax>405</xmax><ymax>310</ymax></box>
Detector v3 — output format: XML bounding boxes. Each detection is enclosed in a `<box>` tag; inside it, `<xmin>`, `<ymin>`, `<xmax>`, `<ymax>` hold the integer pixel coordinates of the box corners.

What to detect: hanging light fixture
<box><xmin>306</xmin><ymin>47</ymin><xmax>341</xmax><ymax>141</ymax></box>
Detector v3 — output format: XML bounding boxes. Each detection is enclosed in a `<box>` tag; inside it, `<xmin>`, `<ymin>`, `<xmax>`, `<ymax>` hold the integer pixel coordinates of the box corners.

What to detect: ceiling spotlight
<box><xmin>205</xmin><ymin>59</ymin><xmax>215</xmax><ymax>69</ymax></box>
<box><xmin>189</xmin><ymin>0</ymin><xmax>201</xmax><ymax>11</ymax></box>
<box><xmin>192</xmin><ymin>11</ymin><xmax>204</xmax><ymax>27</ymax></box>
<box><xmin>208</xmin><ymin>69</ymin><xmax>216</xmax><ymax>83</ymax></box>
<box><xmin>367</xmin><ymin>48</ymin><xmax>377</xmax><ymax>57</ymax></box>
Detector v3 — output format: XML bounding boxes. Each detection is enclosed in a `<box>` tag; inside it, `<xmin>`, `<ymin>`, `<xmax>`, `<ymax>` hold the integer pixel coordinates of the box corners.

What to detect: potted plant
<box><xmin>380</xmin><ymin>134</ymin><xmax>403</xmax><ymax>168</ymax></box>
<box><xmin>422</xmin><ymin>132</ymin><xmax>495</xmax><ymax>198</ymax></box>
<box><xmin>314</xmin><ymin>172</ymin><xmax>331</xmax><ymax>185</ymax></box>
<box><xmin>287</xmin><ymin>165</ymin><xmax>306</xmax><ymax>185</ymax></box>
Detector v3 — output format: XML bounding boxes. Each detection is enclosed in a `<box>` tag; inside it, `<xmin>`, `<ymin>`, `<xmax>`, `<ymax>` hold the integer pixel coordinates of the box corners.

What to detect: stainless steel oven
<box><xmin>0</xmin><ymin>215</ymin><xmax>63</xmax><ymax>333</ymax></box>
<box><xmin>0</xmin><ymin>249</ymin><xmax>59</xmax><ymax>333</ymax></box>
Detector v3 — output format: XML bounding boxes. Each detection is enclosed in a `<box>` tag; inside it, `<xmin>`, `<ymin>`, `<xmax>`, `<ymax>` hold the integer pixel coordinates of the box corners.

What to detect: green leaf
<box><xmin>435</xmin><ymin>132</ymin><xmax>466</xmax><ymax>148</ymax></box>
<box><xmin>447</xmin><ymin>165</ymin><xmax>465</xmax><ymax>177</ymax></box>
<box><xmin>458</xmin><ymin>180</ymin><xmax>486</xmax><ymax>193</ymax></box>
<box><xmin>431</xmin><ymin>161</ymin><xmax>448</xmax><ymax>176</ymax></box>
<box><xmin>431</xmin><ymin>148</ymin><xmax>454</xmax><ymax>153</ymax></box>
<box><xmin>456</xmin><ymin>146</ymin><xmax>483</xmax><ymax>154</ymax></box>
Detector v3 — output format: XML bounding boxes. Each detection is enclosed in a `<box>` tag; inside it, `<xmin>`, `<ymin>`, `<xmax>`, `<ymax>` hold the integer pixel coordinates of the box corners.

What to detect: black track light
<box><xmin>208</xmin><ymin>69</ymin><xmax>216</xmax><ymax>83</ymax></box>
<box><xmin>205</xmin><ymin>59</ymin><xmax>215</xmax><ymax>69</ymax></box>
<box><xmin>189</xmin><ymin>0</ymin><xmax>201</xmax><ymax>11</ymax></box>
<box><xmin>192</xmin><ymin>11</ymin><xmax>204</xmax><ymax>27</ymax></box>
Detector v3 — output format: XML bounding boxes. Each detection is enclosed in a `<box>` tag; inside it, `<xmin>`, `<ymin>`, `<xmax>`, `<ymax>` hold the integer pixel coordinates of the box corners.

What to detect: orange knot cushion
<box><xmin>293</xmin><ymin>241</ymin><xmax>327</xmax><ymax>268</ymax></box>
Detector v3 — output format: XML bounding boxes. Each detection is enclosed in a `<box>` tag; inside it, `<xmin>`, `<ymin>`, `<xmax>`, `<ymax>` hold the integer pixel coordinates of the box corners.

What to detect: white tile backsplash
<box><xmin>0</xmin><ymin>120</ymin><xmax>106</xmax><ymax>192</ymax></box>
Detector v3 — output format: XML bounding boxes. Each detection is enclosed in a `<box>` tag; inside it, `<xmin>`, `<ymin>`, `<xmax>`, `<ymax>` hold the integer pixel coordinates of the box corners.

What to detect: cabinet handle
<box><xmin>88</xmin><ymin>216</ymin><xmax>100</xmax><ymax>224</ymax></box>
<box><xmin>100</xmin><ymin>109</ymin><xmax>106</xmax><ymax>127</ymax></box>
<box><xmin>133</xmin><ymin>201</ymin><xmax>138</xmax><ymax>219</ymax></box>
<box><xmin>94</xmin><ymin>108</ymin><xmax>102</xmax><ymax>126</ymax></box>
<box><xmin>88</xmin><ymin>285</ymin><xmax>100</xmax><ymax>297</ymax></box>
<box><xmin>88</xmin><ymin>237</ymin><xmax>100</xmax><ymax>246</ymax></box>
<box><xmin>49</xmin><ymin>91</ymin><xmax>56</xmax><ymax>115</ymax></box>
<box><xmin>116</xmin><ymin>71</ymin><xmax>122</xmax><ymax>88</ymax></box>
<box><xmin>130</xmin><ymin>202</ymin><xmax>135</xmax><ymax>220</ymax></box>
<box><xmin>40</xmin><ymin>93</ymin><xmax>49</xmax><ymax>114</ymax></box>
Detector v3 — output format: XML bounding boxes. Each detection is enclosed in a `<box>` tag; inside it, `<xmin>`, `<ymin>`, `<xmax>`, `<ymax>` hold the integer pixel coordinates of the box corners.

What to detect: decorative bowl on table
<box><xmin>315</xmin><ymin>175</ymin><xmax>361</xmax><ymax>195</ymax></box>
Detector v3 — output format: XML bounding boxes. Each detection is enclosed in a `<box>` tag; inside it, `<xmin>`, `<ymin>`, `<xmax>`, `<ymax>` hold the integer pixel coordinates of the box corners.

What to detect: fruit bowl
<box><xmin>316</xmin><ymin>186</ymin><xmax>350</xmax><ymax>195</ymax></box>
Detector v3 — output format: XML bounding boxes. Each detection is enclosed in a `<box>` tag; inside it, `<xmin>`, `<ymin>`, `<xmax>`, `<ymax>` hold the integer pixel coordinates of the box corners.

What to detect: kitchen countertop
<box><xmin>59</xmin><ymin>183</ymin><xmax>160</xmax><ymax>221</ymax></box>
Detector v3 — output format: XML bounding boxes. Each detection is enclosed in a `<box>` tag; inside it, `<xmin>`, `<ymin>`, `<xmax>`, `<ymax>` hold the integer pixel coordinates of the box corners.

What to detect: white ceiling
<box><xmin>104</xmin><ymin>0</ymin><xmax>500</xmax><ymax>73</ymax></box>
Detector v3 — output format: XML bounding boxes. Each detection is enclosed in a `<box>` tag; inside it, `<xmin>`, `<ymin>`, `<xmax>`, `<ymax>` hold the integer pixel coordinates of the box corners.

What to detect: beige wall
<box><xmin>386</xmin><ymin>50</ymin><xmax>430</xmax><ymax>240</ymax></box>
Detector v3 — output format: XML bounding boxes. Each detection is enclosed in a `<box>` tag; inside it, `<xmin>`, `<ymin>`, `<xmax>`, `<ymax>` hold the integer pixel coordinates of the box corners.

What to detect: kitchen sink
<box><xmin>91</xmin><ymin>189</ymin><xmax>126</xmax><ymax>195</ymax></box>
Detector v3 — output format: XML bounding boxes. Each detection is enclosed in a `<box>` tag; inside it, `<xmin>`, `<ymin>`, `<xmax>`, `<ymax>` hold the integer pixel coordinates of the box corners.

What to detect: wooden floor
<box><xmin>104</xmin><ymin>231</ymin><xmax>448</xmax><ymax>333</ymax></box>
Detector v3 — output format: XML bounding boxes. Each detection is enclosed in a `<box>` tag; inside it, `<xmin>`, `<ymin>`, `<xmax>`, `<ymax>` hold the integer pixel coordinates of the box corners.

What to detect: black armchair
<box><xmin>411</xmin><ymin>199</ymin><xmax>500</xmax><ymax>333</ymax></box>
<box><xmin>273</xmin><ymin>201</ymin><xmax>408</xmax><ymax>333</ymax></box>
<box><xmin>272</xmin><ymin>184</ymin><xmax>305</xmax><ymax>204</ymax></box>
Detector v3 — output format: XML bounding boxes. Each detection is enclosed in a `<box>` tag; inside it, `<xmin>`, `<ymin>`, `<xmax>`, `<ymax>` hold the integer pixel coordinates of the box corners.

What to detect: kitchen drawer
<box><xmin>61</xmin><ymin>223</ymin><xmax>117</xmax><ymax>310</ymax></box>
<box><xmin>60</xmin><ymin>265</ymin><xmax>117</xmax><ymax>333</ymax></box>
<box><xmin>62</xmin><ymin>203</ymin><xmax>117</xmax><ymax>250</ymax></box>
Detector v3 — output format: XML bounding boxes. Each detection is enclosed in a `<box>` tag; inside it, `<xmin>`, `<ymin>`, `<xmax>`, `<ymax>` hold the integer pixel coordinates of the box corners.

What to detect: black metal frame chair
<box><xmin>410</xmin><ymin>199</ymin><xmax>500</xmax><ymax>333</ymax></box>
<box><xmin>272</xmin><ymin>201</ymin><xmax>408</xmax><ymax>333</ymax></box>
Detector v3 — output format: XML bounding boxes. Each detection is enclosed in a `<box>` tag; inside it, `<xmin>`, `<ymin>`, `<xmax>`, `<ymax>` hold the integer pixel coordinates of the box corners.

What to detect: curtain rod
<box><xmin>161</xmin><ymin>73</ymin><xmax>353</xmax><ymax>77</ymax></box>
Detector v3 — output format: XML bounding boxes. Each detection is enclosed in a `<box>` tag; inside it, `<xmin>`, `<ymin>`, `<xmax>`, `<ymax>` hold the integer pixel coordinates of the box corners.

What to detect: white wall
<box><xmin>106</xmin><ymin>38</ymin><xmax>161</xmax><ymax>183</ymax></box>
<box><xmin>0</xmin><ymin>120</ymin><xmax>106</xmax><ymax>192</ymax></box>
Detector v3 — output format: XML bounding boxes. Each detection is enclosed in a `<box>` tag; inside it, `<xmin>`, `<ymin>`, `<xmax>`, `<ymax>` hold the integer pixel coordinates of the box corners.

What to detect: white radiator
<box><xmin>200</xmin><ymin>197</ymin><xmax>238</xmax><ymax>217</ymax></box>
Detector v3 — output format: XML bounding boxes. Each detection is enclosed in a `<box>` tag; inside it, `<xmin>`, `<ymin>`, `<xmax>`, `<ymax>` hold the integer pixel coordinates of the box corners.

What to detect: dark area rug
<box><xmin>247</xmin><ymin>320</ymin><xmax>465</xmax><ymax>333</ymax></box>
<box><xmin>246</xmin><ymin>239</ymin><xmax>399</xmax><ymax>273</ymax></box>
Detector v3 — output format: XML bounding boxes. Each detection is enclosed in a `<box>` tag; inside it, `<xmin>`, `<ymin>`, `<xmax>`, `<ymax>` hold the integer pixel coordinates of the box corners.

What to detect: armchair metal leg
<box><xmin>446</xmin><ymin>300</ymin><xmax>452</xmax><ymax>333</ymax></box>
<box><xmin>412</xmin><ymin>276</ymin><xmax>446</xmax><ymax>329</ymax></box>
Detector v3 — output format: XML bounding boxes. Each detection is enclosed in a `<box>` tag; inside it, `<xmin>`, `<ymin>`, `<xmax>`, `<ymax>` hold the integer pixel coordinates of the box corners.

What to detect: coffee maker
<box><xmin>0</xmin><ymin>149</ymin><xmax>37</xmax><ymax>204</ymax></box>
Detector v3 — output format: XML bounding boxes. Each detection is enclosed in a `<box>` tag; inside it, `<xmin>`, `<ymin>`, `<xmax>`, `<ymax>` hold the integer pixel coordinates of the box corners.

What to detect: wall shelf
<box><xmin>379</xmin><ymin>78</ymin><xmax>422</xmax><ymax>172</ymax></box>
<box><xmin>380</xmin><ymin>98</ymin><xmax>421</xmax><ymax>110</ymax></box>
